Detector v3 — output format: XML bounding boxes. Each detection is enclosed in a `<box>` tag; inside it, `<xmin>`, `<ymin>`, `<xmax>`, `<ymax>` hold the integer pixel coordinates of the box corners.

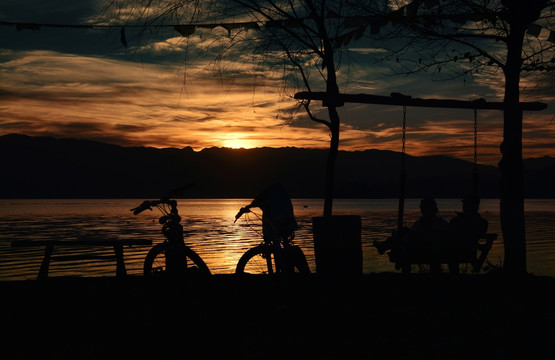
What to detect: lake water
<box><xmin>1</xmin><ymin>198</ymin><xmax>554</xmax><ymax>280</ymax></box>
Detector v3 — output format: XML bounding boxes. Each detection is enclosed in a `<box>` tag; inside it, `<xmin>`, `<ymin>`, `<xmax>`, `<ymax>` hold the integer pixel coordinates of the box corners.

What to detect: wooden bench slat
<box><xmin>10</xmin><ymin>238</ymin><xmax>153</xmax><ymax>279</ymax></box>
<box><xmin>386</xmin><ymin>233</ymin><xmax>498</xmax><ymax>273</ymax></box>
<box><xmin>51</xmin><ymin>254</ymin><xmax>117</xmax><ymax>262</ymax></box>
<box><xmin>11</xmin><ymin>239</ymin><xmax>152</xmax><ymax>247</ymax></box>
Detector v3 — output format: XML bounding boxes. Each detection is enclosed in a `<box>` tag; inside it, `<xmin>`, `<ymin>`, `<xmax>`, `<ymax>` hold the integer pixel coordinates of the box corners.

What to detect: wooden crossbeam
<box><xmin>294</xmin><ymin>91</ymin><xmax>548</xmax><ymax>111</ymax></box>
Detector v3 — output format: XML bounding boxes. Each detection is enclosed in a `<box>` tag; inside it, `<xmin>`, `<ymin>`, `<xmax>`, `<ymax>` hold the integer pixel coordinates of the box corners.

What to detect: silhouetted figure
<box><xmin>236</xmin><ymin>183</ymin><xmax>298</xmax><ymax>245</ymax></box>
<box><xmin>402</xmin><ymin>198</ymin><xmax>449</xmax><ymax>273</ymax></box>
<box><xmin>448</xmin><ymin>195</ymin><xmax>488</xmax><ymax>273</ymax></box>
<box><xmin>235</xmin><ymin>183</ymin><xmax>309</xmax><ymax>274</ymax></box>
<box><xmin>374</xmin><ymin>227</ymin><xmax>408</xmax><ymax>256</ymax></box>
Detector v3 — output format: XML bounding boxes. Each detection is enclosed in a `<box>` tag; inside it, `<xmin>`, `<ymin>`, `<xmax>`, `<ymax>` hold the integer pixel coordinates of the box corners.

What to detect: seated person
<box><xmin>448</xmin><ymin>195</ymin><xmax>488</xmax><ymax>273</ymax></box>
<box><xmin>375</xmin><ymin>198</ymin><xmax>448</xmax><ymax>273</ymax></box>
<box><xmin>407</xmin><ymin>197</ymin><xmax>449</xmax><ymax>247</ymax></box>
<box><xmin>404</xmin><ymin>198</ymin><xmax>449</xmax><ymax>273</ymax></box>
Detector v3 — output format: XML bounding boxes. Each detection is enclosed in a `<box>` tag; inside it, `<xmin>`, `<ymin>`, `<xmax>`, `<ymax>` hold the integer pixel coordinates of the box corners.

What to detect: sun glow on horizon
<box><xmin>220</xmin><ymin>138</ymin><xmax>261</xmax><ymax>149</ymax></box>
<box><xmin>0</xmin><ymin>50</ymin><xmax>552</xmax><ymax>167</ymax></box>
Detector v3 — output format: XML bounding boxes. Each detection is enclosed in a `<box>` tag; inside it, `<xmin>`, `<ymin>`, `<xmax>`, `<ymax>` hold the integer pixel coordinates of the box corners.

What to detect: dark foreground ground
<box><xmin>2</xmin><ymin>273</ymin><xmax>555</xmax><ymax>359</ymax></box>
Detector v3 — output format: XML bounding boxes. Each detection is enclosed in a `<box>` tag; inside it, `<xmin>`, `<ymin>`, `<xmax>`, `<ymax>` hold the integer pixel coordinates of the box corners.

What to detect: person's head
<box><xmin>420</xmin><ymin>197</ymin><xmax>438</xmax><ymax>217</ymax></box>
<box><xmin>462</xmin><ymin>195</ymin><xmax>480</xmax><ymax>214</ymax></box>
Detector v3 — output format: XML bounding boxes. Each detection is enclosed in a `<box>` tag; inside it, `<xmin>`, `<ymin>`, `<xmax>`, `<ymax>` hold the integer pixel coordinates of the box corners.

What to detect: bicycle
<box><xmin>234</xmin><ymin>202</ymin><xmax>310</xmax><ymax>275</ymax></box>
<box><xmin>131</xmin><ymin>184</ymin><xmax>211</xmax><ymax>277</ymax></box>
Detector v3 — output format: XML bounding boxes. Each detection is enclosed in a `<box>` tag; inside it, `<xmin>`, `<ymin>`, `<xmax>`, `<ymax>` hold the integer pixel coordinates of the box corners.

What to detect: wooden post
<box><xmin>38</xmin><ymin>245</ymin><xmax>53</xmax><ymax>280</ymax></box>
<box><xmin>113</xmin><ymin>244</ymin><xmax>127</xmax><ymax>277</ymax></box>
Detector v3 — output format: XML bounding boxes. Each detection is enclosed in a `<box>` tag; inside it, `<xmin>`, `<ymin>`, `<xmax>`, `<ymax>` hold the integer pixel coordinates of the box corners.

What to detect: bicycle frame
<box><xmin>236</xmin><ymin>209</ymin><xmax>309</xmax><ymax>275</ymax></box>
<box><xmin>132</xmin><ymin>190</ymin><xmax>210</xmax><ymax>276</ymax></box>
<box><xmin>158</xmin><ymin>201</ymin><xmax>183</xmax><ymax>243</ymax></box>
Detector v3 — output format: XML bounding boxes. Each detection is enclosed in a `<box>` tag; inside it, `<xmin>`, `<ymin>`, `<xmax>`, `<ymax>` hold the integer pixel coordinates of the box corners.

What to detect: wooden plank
<box><xmin>294</xmin><ymin>91</ymin><xmax>548</xmax><ymax>111</ymax></box>
<box><xmin>12</xmin><ymin>239</ymin><xmax>152</xmax><ymax>247</ymax></box>
<box><xmin>12</xmin><ymin>238</ymin><xmax>152</xmax><ymax>279</ymax></box>
<box><xmin>51</xmin><ymin>254</ymin><xmax>117</xmax><ymax>261</ymax></box>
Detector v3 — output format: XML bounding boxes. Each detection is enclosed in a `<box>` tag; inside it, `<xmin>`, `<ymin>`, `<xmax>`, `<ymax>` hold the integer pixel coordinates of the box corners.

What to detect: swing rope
<box><xmin>472</xmin><ymin>109</ymin><xmax>480</xmax><ymax>199</ymax></box>
<box><xmin>397</xmin><ymin>106</ymin><xmax>407</xmax><ymax>231</ymax></box>
<box><xmin>395</xmin><ymin>107</ymin><xmax>479</xmax><ymax>230</ymax></box>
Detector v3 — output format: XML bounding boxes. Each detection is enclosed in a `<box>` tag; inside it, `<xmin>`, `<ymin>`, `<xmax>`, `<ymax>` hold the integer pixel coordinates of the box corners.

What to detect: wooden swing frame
<box><xmin>294</xmin><ymin>91</ymin><xmax>547</xmax><ymax>111</ymax></box>
<box><xmin>295</xmin><ymin>91</ymin><xmax>547</xmax><ymax>273</ymax></box>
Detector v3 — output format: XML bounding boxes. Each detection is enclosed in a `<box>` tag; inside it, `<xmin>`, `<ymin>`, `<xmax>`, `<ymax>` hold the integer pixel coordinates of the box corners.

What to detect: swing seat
<box><xmin>381</xmin><ymin>232</ymin><xmax>497</xmax><ymax>273</ymax></box>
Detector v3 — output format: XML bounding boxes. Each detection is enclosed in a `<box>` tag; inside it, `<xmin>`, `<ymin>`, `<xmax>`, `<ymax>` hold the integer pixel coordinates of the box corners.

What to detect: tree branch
<box><xmin>303</xmin><ymin>99</ymin><xmax>331</xmax><ymax>128</ymax></box>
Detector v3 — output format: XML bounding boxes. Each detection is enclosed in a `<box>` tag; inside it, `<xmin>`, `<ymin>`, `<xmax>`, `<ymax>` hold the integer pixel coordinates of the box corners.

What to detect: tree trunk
<box><xmin>322</xmin><ymin>53</ymin><xmax>341</xmax><ymax>216</ymax></box>
<box><xmin>499</xmin><ymin>16</ymin><xmax>527</xmax><ymax>275</ymax></box>
<box><xmin>323</xmin><ymin>105</ymin><xmax>340</xmax><ymax>217</ymax></box>
<box><xmin>319</xmin><ymin>8</ymin><xmax>340</xmax><ymax>217</ymax></box>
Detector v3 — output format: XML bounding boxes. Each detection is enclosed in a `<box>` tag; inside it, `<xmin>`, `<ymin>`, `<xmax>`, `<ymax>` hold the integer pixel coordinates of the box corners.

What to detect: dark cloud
<box><xmin>171</xmin><ymin>114</ymin><xmax>214</xmax><ymax>123</ymax></box>
<box><xmin>113</xmin><ymin>123</ymin><xmax>151</xmax><ymax>133</ymax></box>
<box><xmin>196</xmin><ymin>125</ymin><xmax>265</xmax><ymax>133</ymax></box>
<box><xmin>0</xmin><ymin>1</ymin><xmax>101</xmax><ymax>23</ymax></box>
<box><xmin>0</xmin><ymin>118</ymin><xmax>170</xmax><ymax>148</ymax></box>
<box><xmin>0</xmin><ymin>86</ymin><xmax>128</xmax><ymax>104</ymax></box>
<box><xmin>0</xmin><ymin>120</ymin><xmax>33</xmax><ymax>129</ymax></box>
<box><xmin>0</xmin><ymin>1</ymin><xmax>177</xmax><ymax>62</ymax></box>
<box><xmin>1</xmin><ymin>1</ymin><xmax>552</xmax><ymax>164</ymax></box>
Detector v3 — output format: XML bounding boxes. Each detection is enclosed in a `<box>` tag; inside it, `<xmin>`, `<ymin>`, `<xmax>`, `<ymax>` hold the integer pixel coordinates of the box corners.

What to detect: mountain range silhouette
<box><xmin>1</xmin><ymin>133</ymin><xmax>553</xmax><ymax>198</ymax></box>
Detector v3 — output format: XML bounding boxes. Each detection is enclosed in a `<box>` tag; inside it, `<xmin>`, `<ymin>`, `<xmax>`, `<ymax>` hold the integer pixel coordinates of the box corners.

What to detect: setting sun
<box><xmin>221</xmin><ymin>138</ymin><xmax>260</xmax><ymax>149</ymax></box>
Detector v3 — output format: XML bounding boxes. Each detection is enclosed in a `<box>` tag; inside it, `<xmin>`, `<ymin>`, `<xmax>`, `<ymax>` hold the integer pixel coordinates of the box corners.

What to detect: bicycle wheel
<box><xmin>235</xmin><ymin>245</ymin><xmax>275</xmax><ymax>275</ymax></box>
<box><xmin>285</xmin><ymin>245</ymin><xmax>310</xmax><ymax>274</ymax></box>
<box><xmin>235</xmin><ymin>244</ymin><xmax>310</xmax><ymax>275</ymax></box>
<box><xmin>143</xmin><ymin>242</ymin><xmax>211</xmax><ymax>277</ymax></box>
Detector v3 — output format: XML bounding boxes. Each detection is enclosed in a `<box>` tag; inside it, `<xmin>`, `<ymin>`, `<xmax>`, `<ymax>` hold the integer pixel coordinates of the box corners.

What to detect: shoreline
<box><xmin>3</xmin><ymin>273</ymin><xmax>554</xmax><ymax>359</ymax></box>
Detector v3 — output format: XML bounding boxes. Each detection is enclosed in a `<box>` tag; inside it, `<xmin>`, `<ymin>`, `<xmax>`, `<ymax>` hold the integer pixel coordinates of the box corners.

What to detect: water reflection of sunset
<box><xmin>2</xmin><ymin>198</ymin><xmax>554</xmax><ymax>280</ymax></box>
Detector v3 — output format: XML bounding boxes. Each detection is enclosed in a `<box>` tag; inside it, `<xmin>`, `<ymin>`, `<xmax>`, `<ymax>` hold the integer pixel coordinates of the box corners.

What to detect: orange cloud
<box><xmin>1</xmin><ymin>49</ymin><xmax>553</xmax><ymax>166</ymax></box>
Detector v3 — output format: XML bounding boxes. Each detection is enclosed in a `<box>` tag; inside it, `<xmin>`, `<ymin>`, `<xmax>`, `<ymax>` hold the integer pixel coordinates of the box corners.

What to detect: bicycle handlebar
<box><xmin>130</xmin><ymin>199</ymin><xmax>175</xmax><ymax>215</ymax></box>
<box><xmin>130</xmin><ymin>183</ymin><xmax>194</xmax><ymax>215</ymax></box>
<box><xmin>234</xmin><ymin>206</ymin><xmax>252</xmax><ymax>223</ymax></box>
<box><xmin>131</xmin><ymin>200</ymin><xmax>153</xmax><ymax>215</ymax></box>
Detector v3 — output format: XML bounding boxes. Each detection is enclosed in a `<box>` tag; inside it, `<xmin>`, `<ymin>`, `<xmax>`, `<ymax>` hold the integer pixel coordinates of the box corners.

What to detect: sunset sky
<box><xmin>1</xmin><ymin>1</ymin><xmax>553</xmax><ymax>165</ymax></box>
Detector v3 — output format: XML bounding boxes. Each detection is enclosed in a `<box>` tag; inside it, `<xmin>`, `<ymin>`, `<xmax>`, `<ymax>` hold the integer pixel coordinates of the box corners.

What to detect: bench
<box><xmin>379</xmin><ymin>233</ymin><xmax>497</xmax><ymax>273</ymax></box>
<box><xmin>11</xmin><ymin>238</ymin><xmax>152</xmax><ymax>279</ymax></box>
